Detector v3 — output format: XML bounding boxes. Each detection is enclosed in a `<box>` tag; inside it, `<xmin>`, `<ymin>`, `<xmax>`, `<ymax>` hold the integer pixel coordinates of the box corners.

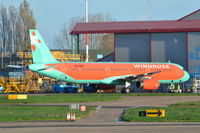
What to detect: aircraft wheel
<box><xmin>121</xmin><ymin>87</ymin><xmax>125</xmax><ymax>93</ymax></box>
<box><xmin>125</xmin><ymin>88</ymin><xmax>130</xmax><ymax>93</ymax></box>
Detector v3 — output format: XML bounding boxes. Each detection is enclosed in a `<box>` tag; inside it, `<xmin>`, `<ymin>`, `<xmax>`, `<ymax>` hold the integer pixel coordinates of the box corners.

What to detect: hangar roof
<box><xmin>71</xmin><ymin>20</ymin><xmax>200</xmax><ymax>34</ymax></box>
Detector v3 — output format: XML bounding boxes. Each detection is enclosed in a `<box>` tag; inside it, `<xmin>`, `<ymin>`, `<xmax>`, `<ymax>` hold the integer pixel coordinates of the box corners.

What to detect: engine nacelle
<box><xmin>136</xmin><ymin>79</ymin><xmax>160</xmax><ymax>90</ymax></box>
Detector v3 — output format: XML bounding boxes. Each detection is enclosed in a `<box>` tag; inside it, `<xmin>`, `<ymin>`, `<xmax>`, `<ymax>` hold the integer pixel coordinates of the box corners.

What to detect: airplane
<box><xmin>28</xmin><ymin>29</ymin><xmax>190</xmax><ymax>91</ymax></box>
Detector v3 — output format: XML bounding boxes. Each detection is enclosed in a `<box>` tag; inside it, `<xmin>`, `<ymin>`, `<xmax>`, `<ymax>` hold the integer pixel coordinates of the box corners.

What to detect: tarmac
<box><xmin>0</xmin><ymin>96</ymin><xmax>200</xmax><ymax>133</ymax></box>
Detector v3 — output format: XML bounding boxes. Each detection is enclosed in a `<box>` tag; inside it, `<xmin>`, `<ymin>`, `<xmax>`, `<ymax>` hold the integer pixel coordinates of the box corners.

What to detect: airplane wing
<box><xmin>101</xmin><ymin>71</ymin><xmax>161</xmax><ymax>84</ymax></box>
<box><xmin>120</xmin><ymin>71</ymin><xmax>161</xmax><ymax>81</ymax></box>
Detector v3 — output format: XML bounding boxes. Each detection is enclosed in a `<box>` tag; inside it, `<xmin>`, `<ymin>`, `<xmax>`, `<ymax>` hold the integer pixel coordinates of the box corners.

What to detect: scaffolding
<box><xmin>184</xmin><ymin>75</ymin><xmax>200</xmax><ymax>93</ymax></box>
<box><xmin>17</xmin><ymin>51</ymin><xmax>82</xmax><ymax>62</ymax></box>
<box><xmin>51</xmin><ymin>51</ymin><xmax>81</xmax><ymax>62</ymax></box>
<box><xmin>0</xmin><ymin>71</ymin><xmax>37</xmax><ymax>93</ymax></box>
<box><xmin>191</xmin><ymin>75</ymin><xmax>200</xmax><ymax>93</ymax></box>
<box><xmin>0</xmin><ymin>51</ymin><xmax>83</xmax><ymax>69</ymax></box>
<box><xmin>0</xmin><ymin>70</ymin><xmax>57</xmax><ymax>93</ymax></box>
<box><xmin>0</xmin><ymin>51</ymin><xmax>83</xmax><ymax>93</ymax></box>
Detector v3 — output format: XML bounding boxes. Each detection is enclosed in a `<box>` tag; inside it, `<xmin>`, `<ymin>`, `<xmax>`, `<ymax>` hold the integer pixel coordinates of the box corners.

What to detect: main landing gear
<box><xmin>121</xmin><ymin>81</ymin><xmax>132</xmax><ymax>93</ymax></box>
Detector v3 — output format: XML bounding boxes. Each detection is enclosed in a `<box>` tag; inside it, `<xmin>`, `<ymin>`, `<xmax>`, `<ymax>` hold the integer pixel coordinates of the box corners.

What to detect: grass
<box><xmin>0</xmin><ymin>105</ymin><xmax>96</xmax><ymax>122</ymax></box>
<box><xmin>0</xmin><ymin>94</ymin><xmax>122</xmax><ymax>104</ymax></box>
<box><xmin>121</xmin><ymin>106</ymin><xmax>200</xmax><ymax>122</ymax></box>
<box><xmin>116</xmin><ymin>93</ymin><xmax>200</xmax><ymax>96</ymax></box>
<box><xmin>0</xmin><ymin>93</ymin><xmax>199</xmax><ymax>104</ymax></box>
<box><xmin>169</xmin><ymin>101</ymin><xmax>200</xmax><ymax>107</ymax></box>
<box><xmin>0</xmin><ymin>94</ymin><xmax>199</xmax><ymax>122</ymax></box>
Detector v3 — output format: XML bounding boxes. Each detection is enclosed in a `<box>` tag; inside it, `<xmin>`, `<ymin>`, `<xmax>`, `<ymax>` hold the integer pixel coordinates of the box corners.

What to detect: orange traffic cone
<box><xmin>70</xmin><ymin>113</ymin><xmax>76</xmax><ymax>121</ymax></box>
<box><xmin>66</xmin><ymin>113</ymin><xmax>71</xmax><ymax>121</ymax></box>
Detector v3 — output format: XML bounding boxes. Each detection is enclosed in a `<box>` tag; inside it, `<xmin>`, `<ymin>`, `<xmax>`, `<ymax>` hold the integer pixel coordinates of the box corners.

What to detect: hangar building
<box><xmin>71</xmin><ymin>9</ymin><xmax>200</xmax><ymax>77</ymax></box>
<box><xmin>71</xmin><ymin>9</ymin><xmax>200</xmax><ymax>91</ymax></box>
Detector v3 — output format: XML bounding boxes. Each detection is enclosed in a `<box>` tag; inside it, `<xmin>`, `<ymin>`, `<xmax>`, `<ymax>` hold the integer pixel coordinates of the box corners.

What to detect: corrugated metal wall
<box><xmin>115</xmin><ymin>34</ymin><xmax>150</xmax><ymax>62</ymax></box>
<box><xmin>115</xmin><ymin>33</ymin><xmax>187</xmax><ymax>70</ymax></box>
<box><xmin>114</xmin><ymin>32</ymin><xmax>200</xmax><ymax>92</ymax></box>
<box><xmin>188</xmin><ymin>32</ymin><xmax>200</xmax><ymax>75</ymax></box>
<box><xmin>151</xmin><ymin>33</ymin><xmax>187</xmax><ymax>69</ymax></box>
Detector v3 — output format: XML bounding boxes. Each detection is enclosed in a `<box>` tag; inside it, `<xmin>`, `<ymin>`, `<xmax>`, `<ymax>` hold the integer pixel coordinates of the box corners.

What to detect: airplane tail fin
<box><xmin>29</xmin><ymin>29</ymin><xmax>59</xmax><ymax>64</ymax></box>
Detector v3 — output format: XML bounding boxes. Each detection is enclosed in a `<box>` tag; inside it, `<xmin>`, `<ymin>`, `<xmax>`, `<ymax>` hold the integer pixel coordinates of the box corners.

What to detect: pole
<box><xmin>71</xmin><ymin>35</ymin><xmax>74</xmax><ymax>54</ymax></box>
<box><xmin>85</xmin><ymin>0</ymin><xmax>89</xmax><ymax>62</ymax></box>
<box><xmin>86</xmin><ymin>0</ymin><xmax>88</xmax><ymax>23</ymax></box>
<box><xmin>1</xmin><ymin>42</ymin><xmax>3</xmax><ymax>69</ymax></box>
<box><xmin>147</xmin><ymin>0</ymin><xmax>151</xmax><ymax>20</ymax></box>
<box><xmin>77</xmin><ymin>34</ymin><xmax>80</xmax><ymax>54</ymax></box>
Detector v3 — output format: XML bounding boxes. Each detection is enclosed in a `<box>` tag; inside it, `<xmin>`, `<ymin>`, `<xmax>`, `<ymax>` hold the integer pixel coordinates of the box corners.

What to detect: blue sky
<box><xmin>1</xmin><ymin>0</ymin><xmax>200</xmax><ymax>48</ymax></box>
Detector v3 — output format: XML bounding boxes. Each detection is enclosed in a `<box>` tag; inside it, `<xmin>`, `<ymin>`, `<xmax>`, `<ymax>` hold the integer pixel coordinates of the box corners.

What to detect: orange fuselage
<box><xmin>48</xmin><ymin>63</ymin><xmax>185</xmax><ymax>82</ymax></box>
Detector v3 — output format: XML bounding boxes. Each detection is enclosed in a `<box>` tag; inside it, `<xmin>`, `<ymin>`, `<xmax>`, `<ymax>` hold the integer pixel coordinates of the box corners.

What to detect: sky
<box><xmin>1</xmin><ymin>0</ymin><xmax>200</xmax><ymax>49</ymax></box>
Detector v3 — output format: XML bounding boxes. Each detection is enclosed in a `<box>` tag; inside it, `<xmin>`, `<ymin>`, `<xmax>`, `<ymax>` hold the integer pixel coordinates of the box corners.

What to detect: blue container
<box><xmin>52</xmin><ymin>83</ymin><xmax>78</xmax><ymax>93</ymax></box>
<box><xmin>52</xmin><ymin>84</ymin><xmax>67</xmax><ymax>93</ymax></box>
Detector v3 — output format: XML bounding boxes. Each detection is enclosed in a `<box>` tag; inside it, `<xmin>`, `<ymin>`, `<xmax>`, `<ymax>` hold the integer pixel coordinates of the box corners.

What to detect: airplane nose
<box><xmin>182</xmin><ymin>71</ymin><xmax>190</xmax><ymax>82</ymax></box>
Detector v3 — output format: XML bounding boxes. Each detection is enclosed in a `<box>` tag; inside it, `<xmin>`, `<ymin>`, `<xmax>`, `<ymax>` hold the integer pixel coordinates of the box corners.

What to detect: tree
<box><xmin>0</xmin><ymin>4</ymin><xmax>11</xmax><ymax>53</ymax></box>
<box><xmin>100</xmin><ymin>34</ymin><xmax>114</xmax><ymax>50</ymax></box>
<box><xmin>53</xmin><ymin>16</ymin><xmax>83</xmax><ymax>49</ymax></box>
<box><xmin>54</xmin><ymin>13</ymin><xmax>115</xmax><ymax>51</ymax></box>
<box><xmin>9</xmin><ymin>6</ymin><xmax>18</xmax><ymax>52</ymax></box>
<box><xmin>0</xmin><ymin>0</ymin><xmax>36</xmax><ymax>53</ymax></box>
<box><xmin>19</xmin><ymin>0</ymin><xmax>36</xmax><ymax>52</ymax></box>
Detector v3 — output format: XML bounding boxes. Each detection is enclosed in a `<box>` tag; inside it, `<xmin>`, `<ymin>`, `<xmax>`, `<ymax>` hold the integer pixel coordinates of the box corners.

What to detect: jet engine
<box><xmin>136</xmin><ymin>79</ymin><xmax>160</xmax><ymax>90</ymax></box>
